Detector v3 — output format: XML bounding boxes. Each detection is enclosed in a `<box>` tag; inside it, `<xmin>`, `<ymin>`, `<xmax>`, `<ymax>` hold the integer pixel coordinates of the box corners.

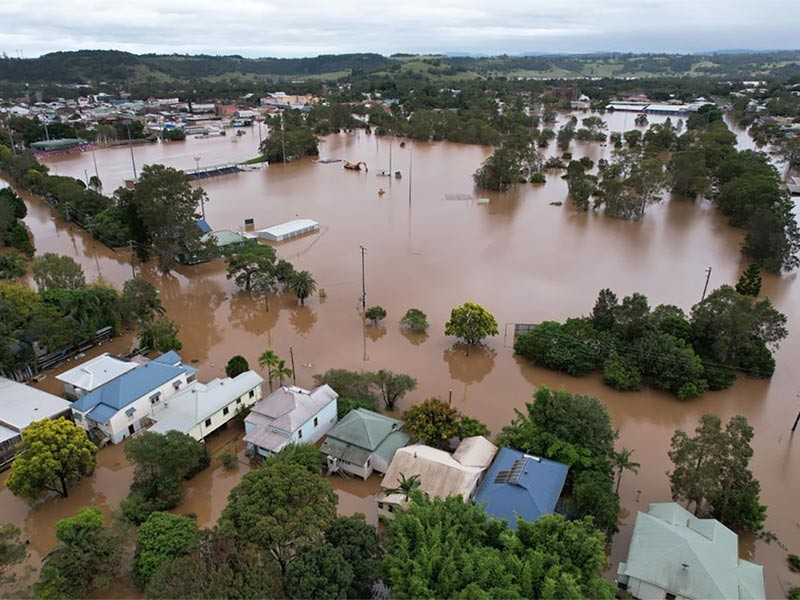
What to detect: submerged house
<box><xmin>321</xmin><ymin>408</ymin><xmax>410</xmax><ymax>479</ymax></box>
<box><xmin>472</xmin><ymin>447</ymin><xmax>569</xmax><ymax>530</ymax></box>
<box><xmin>377</xmin><ymin>435</ymin><xmax>497</xmax><ymax>519</ymax></box>
<box><xmin>243</xmin><ymin>384</ymin><xmax>338</xmax><ymax>457</ymax></box>
<box><xmin>56</xmin><ymin>353</ymin><xmax>137</xmax><ymax>400</ymax></box>
<box><xmin>617</xmin><ymin>502</ymin><xmax>765</xmax><ymax>600</ymax></box>
<box><xmin>149</xmin><ymin>371</ymin><xmax>264</xmax><ymax>441</ymax></box>
<box><xmin>70</xmin><ymin>351</ymin><xmax>197</xmax><ymax>444</ymax></box>
<box><xmin>0</xmin><ymin>378</ymin><xmax>72</xmax><ymax>468</ymax></box>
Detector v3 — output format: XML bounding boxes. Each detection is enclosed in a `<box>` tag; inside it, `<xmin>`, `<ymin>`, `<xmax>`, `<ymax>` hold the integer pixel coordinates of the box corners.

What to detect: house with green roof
<box><xmin>616</xmin><ymin>502</ymin><xmax>765</xmax><ymax>600</ymax></box>
<box><xmin>320</xmin><ymin>408</ymin><xmax>410</xmax><ymax>479</ymax></box>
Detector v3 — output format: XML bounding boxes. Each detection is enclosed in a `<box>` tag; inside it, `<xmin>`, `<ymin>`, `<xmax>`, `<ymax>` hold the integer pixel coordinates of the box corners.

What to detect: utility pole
<box><xmin>289</xmin><ymin>346</ymin><xmax>296</xmax><ymax>385</ymax></box>
<box><xmin>91</xmin><ymin>146</ymin><xmax>100</xmax><ymax>185</ymax></box>
<box><xmin>701</xmin><ymin>266</ymin><xmax>712</xmax><ymax>302</ymax></box>
<box><xmin>280</xmin><ymin>112</ymin><xmax>287</xmax><ymax>165</ymax></box>
<box><xmin>128</xmin><ymin>240</ymin><xmax>136</xmax><ymax>279</ymax></box>
<box><xmin>126</xmin><ymin>123</ymin><xmax>138</xmax><ymax>180</ymax></box>
<box><xmin>408</xmin><ymin>146</ymin><xmax>413</xmax><ymax>206</ymax></box>
<box><xmin>44</xmin><ymin>121</ymin><xmax>50</xmax><ymax>142</ymax></box>
<box><xmin>83</xmin><ymin>169</ymin><xmax>89</xmax><ymax>186</ymax></box>
<box><xmin>193</xmin><ymin>156</ymin><xmax>206</xmax><ymax>220</ymax></box>
<box><xmin>360</xmin><ymin>245</ymin><xmax>367</xmax><ymax>310</ymax></box>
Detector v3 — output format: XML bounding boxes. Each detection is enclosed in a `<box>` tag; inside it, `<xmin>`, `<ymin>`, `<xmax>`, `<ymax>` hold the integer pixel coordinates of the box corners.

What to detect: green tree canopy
<box><xmin>225</xmin><ymin>354</ymin><xmax>250</xmax><ymax>378</ymax></box>
<box><xmin>369</xmin><ymin>369</ymin><xmax>417</xmax><ymax>410</ymax></box>
<box><xmin>133</xmin><ymin>512</ymin><xmax>199</xmax><ymax>589</ymax></box>
<box><xmin>445</xmin><ymin>301</ymin><xmax>498</xmax><ymax>346</ymax></box>
<box><xmin>32</xmin><ymin>253</ymin><xmax>86</xmax><ymax>292</ymax></box>
<box><xmin>7</xmin><ymin>417</ymin><xmax>97</xmax><ymax>501</ymax></box>
<box><xmin>140</xmin><ymin>316</ymin><xmax>182</xmax><ymax>353</ymax></box>
<box><xmin>287</xmin><ymin>270</ymin><xmax>316</xmax><ymax>305</ymax></box>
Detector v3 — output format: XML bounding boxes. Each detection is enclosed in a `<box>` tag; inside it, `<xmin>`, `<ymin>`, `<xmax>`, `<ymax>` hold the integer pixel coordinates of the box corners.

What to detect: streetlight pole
<box><xmin>360</xmin><ymin>245</ymin><xmax>367</xmax><ymax>310</ymax></box>
<box><xmin>701</xmin><ymin>266</ymin><xmax>712</xmax><ymax>302</ymax></box>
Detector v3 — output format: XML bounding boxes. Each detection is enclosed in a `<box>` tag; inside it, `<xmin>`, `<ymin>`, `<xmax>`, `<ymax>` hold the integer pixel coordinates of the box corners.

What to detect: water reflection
<box><xmin>364</xmin><ymin>324</ymin><xmax>387</xmax><ymax>342</ymax></box>
<box><xmin>289</xmin><ymin>305</ymin><xmax>318</xmax><ymax>336</ymax></box>
<box><xmin>442</xmin><ymin>343</ymin><xmax>496</xmax><ymax>385</ymax></box>
<box><xmin>400</xmin><ymin>328</ymin><xmax>429</xmax><ymax>346</ymax></box>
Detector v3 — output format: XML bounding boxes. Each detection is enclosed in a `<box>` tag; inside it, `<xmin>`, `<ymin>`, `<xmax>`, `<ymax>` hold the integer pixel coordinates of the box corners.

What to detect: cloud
<box><xmin>0</xmin><ymin>0</ymin><xmax>797</xmax><ymax>57</ymax></box>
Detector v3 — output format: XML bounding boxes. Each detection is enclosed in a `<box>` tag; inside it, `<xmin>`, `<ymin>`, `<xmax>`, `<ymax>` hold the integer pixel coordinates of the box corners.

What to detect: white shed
<box><xmin>256</xmin><ymin>219</ymin><xmax>319</xmax><ymax>242</ymax></box>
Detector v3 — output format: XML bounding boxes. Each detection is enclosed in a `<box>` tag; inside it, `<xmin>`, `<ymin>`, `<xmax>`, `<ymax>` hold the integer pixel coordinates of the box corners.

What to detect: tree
<box><xmin>258</xmin><ymin>349</ymin><xmax>281</xmax><ymax>391</ymax></box>
<box><xmin>140</xmin><ymin>316</ymin><xmax>182</xmax><ymax>352</ymax></box>
<box><xmin>287</xmin><ymin>270</ymin><xmax>316</xmax><ymax>305</ymax></box>
<box><xmin>225</xmin><ymin>355</ymin><xmax>250</xmax><ymax>378</ymax></box>
<box><xmin>34</xmin><ymin>507</ymin><xmax>123</xmax><ymax>600</ymax></box>
<box><xmin>369</xmin><ymin>369</ymin><xmax>417</xmax><ymax>410</ymax></box>
<box><xmin>325</xmin><ymin>514</ymin><xmax>382</xmax><ymax>599</ymax></box>
<box><xmin>259</xmin><ymin>121</ymin><xmax>319</xmax><ymax>163</ymax></box>
<box><xmin>473</xmin><ymin>145</ymin><xmax>524</xmax><ymax>192</ymax></box>
<box><xmin>32</xmin><ymin>253</ymin><xmax>86</xmax><ymax>291</ymax></box>
<box><xmin>514</xmin><ymin>319</ymin><xmax>600</xmax><ymax>377</ymax></box>
<box><xmin>120</xmin><ymin>278</ymin><xmax>163</xmax><ymax>324</ymax></box>
<box><xmin>133</xmin><ymin>512</ymin><xmax>199</xmax><ymax>589</ymax></box>
<box><xmin>273</xmin><ymin>359</ymin><xmax>293</xmax><ymax>387</ymax></box>
<box><xmin>403</xmin><ymin>398</ymin><xmax>461</xmax><ymax>450</ymax></box>
<box><xmin>285</xmin><ymin>546</ymin><xmax>354</xmax><ymax>600</ymax></box>
<box><xmin>0</xmin><ymin>523</ymin><xmax>26</xmax><ymax>584</ymax></box>
<box><xmin>444</xmin><ymin>302</ymin><xmax>498</xmax><ymax>347</ymax></box>
<box><xmin>6</xmin><ymin>417</ymin><xmax>97</xmax><ymax>501</ymax></box>
<box><xmin>225</xmin><ymin>243</ymin><xmax>277</xmax><ymax>291</ymax></box>
<box><xmin>365</xmin><ymin>305</ymin><xmax>386</xmax><ymax>325</ymax></box>
<box><xmin>128</xmin><ymin>164</ymin><xmax>210</xmax><ymax>273</ymax></box>
<box><xmin>121</xmin><ymin>431</ymin><xmax>210</xmax><ymax>524</ymax></box>
<box><xmin>735</xmin><ymin>263</ymin><xmax>762</xmax><ymax>297</ymax></box>
<box><xmin>219</xmin><ymin>458</ymin><xmax>338</xmax><ymax>575</ymax></box>
<box><xmin>145</xmin><ymin>529</ymin><xmax>282</xmax><ymax>600</ymax></box>
<box><xmin>382</xmin><ymin>494</ymin><xmax>613</xmax><ymax>599</ymax></box>
<box><xmin>572</xmin><ymin>470</ymin><xmax>620</xmax><ymax>535</ymax></box>
<box><xmin>400</xmin><ymin>308</ymin><xmax>429</xmax><ymax>333</ymax></box>
<box><xmin>0</xmin><ymin>253</ymin><xmax>25</xmax><ymax>279</ymax></box>
<box><xmin>613</xmin><ymin>447</ymin><xmax>640</xmax><ymax>494</ymax></box>
<box><xmin>668</xmin><ymin>414</ymin><xmax>766</xmax><ymax>531</ymax></box>
<box><xmin>314</xmin><ymin>369</ymin><xmax>378</xmax><ymax>417</ymax></box>
<box><xmin>384</xmin><ymin>472</ymin><xmax>421</xmax><ymax>501</ymax></box>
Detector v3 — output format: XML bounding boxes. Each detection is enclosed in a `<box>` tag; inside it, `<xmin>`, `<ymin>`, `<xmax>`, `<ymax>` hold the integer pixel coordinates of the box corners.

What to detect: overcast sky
<box><xmin>1</xmin><ymin>0</ymin><xmax>798</xmax><ymax>58</ymax></box>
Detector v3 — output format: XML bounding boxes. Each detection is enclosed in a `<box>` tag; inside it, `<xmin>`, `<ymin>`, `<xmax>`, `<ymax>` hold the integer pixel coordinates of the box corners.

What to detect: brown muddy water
<box><xmin>1</xmin><ymin>112</ymin><xmax>799</xmax><ymax>597</ymax></box>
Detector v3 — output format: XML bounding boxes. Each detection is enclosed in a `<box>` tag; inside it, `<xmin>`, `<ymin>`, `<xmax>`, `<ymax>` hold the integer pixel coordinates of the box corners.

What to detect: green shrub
<box><xmin>529</xmin><ymin>173</ymin><xmax>546</xmax><ymax>184</ymax></box>
<box><xmin>602</xmin><ymin>356</ymin><xmax>642</xmax><ymax>391</ymax></box>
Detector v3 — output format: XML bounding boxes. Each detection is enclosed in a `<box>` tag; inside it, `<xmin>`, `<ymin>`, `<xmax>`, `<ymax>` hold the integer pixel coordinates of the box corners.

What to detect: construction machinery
<box><xmin>343</xmin><ymin>161</ymin><xmax>368</xmax><ymax>172</ymax></box>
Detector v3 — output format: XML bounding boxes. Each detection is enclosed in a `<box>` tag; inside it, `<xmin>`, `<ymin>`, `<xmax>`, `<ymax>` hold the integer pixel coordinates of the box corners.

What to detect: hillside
<box><xmin>1</xmin><ymin>50</ymin><xmax>799</xmax><ymax>85</ymax></box>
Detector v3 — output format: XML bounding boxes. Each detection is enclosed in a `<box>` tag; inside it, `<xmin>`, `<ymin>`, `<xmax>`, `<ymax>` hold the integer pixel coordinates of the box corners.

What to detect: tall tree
<box><xmin>140</xmin><ymin>316</ymin><xmax>182</xmax><ymax>353</ymax></box>
<box><xmin>735</xmin><ymin>263</ymin><xmax>763</xmax><ymax>297</ymax></box>
<box><xmin>119</xmin><ymin>277</ymin><xmax>164</xmax><ymax>324</ymax></box>
<box><xmin>668</xmin><ymin>414</ymin><xmax>766</xmax><ymax>531</ymax></box>
<box><xmin>444</xmin><ymin>301</ymin><xmax>498</xmax><ymax>348</ymax></box>
<box><xmin>6</xmin><ymin>417</ymin><xmax>97</xmax><ymax>501</ymax></box>
<box><xmin>369</xmin><ymin>369</ymin><xmax>417</xmax><ymax>410</ymax></box>
<box><xmin>32</xmin><ymin>253</ymin><xmax>86</xmax><ymax>291</ymax></box>
<box><xmin>613</xmin><ymin>447</ymin><xmax>640</xmax><ymax>494</ymax></box>
<box><xmin>225</xmin><ymin>243</ymin><xmax>278</xmax><ymax>292</ymax></box>
<box><xmin>258</xmin><ymin>349</ymin><xmax>281</xmax><ymax>391</ymax></box>
<box><xmin>287</xmin><ymin>270</ymin><xmax>316</xmax><ymax>305</ymax></box>
<box><xmin>133</xmin><ymin>512</ymin><xmax>199</xmax><ymax>589</ymax></box>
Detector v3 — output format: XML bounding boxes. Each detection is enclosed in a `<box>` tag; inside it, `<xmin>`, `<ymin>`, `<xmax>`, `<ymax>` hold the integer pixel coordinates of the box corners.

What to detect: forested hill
<box><xmin>1</xmin><ymin>49</ymin><xmax>800</xmax><ymax>84</ymax></box>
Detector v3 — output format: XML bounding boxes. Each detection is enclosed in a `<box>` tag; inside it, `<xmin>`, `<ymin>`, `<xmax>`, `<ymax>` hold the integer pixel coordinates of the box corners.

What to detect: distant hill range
<box><xmin>1</xmin><ymin>49</ymin><xmax>799</xmax><ymax>84</ymax></box>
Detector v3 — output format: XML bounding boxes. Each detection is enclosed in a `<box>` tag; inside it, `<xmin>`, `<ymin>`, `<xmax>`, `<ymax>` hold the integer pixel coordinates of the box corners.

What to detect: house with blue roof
<box><xmin>70</xmin><ymin>352</ymin><xmax>197</xmax><ymax>444</ymax></box>
<box><xmin>472</xmin><ymin>447</ymin><xmax>569</xmax><ymax>530</ymax></box>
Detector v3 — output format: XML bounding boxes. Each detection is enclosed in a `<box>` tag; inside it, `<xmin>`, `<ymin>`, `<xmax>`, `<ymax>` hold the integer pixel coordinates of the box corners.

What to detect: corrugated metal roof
<box><xmin>453</xmin><ymin>436</ymin><xmax>498</xmax><ymax>468</ymax></box>
<box><xmin>324</xmin><ymin>408</ymin><xmax>404</xmax><ymax>451</ymax></box>
<box><xmin>55</xmin><ymin>353</ymin><xmax>137</xmax><ymax>391</ymax></box>
<box><xmin>0</xmin><ymin>378</ymin><xmax>72</xmax><ymax>431</ymax></box>
<box><xmin>473</xmin><ymin>447</ymin><xmax>569</xmax><ymax>530</ymax></box>
<box><xmin>617</xmin><ymin>503</ymin><xmax>765</xmax><ymax>599</ymax></box>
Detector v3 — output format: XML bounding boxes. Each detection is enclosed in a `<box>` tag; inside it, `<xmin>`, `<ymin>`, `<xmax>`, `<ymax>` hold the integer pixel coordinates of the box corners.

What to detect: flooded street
<box><xmin>2</xmin><ymin>112</ymin><xmax>799</xmax><ymax>597</ymax></box>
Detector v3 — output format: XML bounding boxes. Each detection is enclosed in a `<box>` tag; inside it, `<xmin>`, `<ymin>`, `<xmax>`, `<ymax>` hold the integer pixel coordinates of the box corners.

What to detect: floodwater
<box><xmin>2</xmin><ymin>111</ymin><xmax>799</xmax><ymax>597</ymax></box>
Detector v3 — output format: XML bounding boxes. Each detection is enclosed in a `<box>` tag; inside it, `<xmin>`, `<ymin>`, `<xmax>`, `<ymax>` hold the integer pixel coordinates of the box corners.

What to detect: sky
<box><xmin>0</xmin><ymin>0</ymin><xmax>798</xmax><ymax>58</ymax></box>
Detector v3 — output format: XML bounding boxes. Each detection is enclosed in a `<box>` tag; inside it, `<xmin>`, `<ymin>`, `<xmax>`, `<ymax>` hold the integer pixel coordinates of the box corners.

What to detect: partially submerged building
<box><xmin>243</xmin><ymin>384</ymin><xmax>338</xmax><ymax>457</ymax></box>
<box><xmin>70</xmin><ymin>351</ymin><xmax>197</xmax><ymax>444</ymax></box>
<box><xmin>472</xmin><ymin>447</ymin><xmax>569</xmax><ymax>530</ymax></box>
<box><xmin>256</xmin><ymin>219</ymin><xmax>319</xmax><ymax>242</ymax></box>
<box><xmin>0</xmin><ymin>377</ymin><xmax>72</xmax><ymax>468</ymax></box>
<box><xmin>56</xmin><ymin>353</ymin><xmax>137</xmax><ymax>400</ymax></box>
<box><xmin>616</xmin><ymin>503</ymin><xmax>765</xmax><ymax>600</ymax></box>
<box><xmin>377</xmin><ymin>436</ymin><xmax>497</xmax><ymax>519</ymax></box>
<box><xmin>321</xmin><ymin>408</ymin><xmax>409</xmax><ymax>479</ymax></box>
<box><xmin>149</xmin><ymin>371</ymin><xmax>264</xmax><ymax>441</ymax></box>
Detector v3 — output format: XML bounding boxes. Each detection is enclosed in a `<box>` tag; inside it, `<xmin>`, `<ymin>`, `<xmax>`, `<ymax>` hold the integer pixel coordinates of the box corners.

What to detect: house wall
<box><xmin>371</xmin><ymin>453</ymin><xmax>391</xmax><ymax>475</ymax></box>
<box><xmin>73</xmin><ymin>372</ymin><xmax>191</xmax><ymax>444</ymax></box>
<box><xmin>185</xmin><ymin>382</ymin><xmax>263</xmax><ymax>441</ymax></box>
<box><xmin>327</xmin><ymin>454</ymin><xmax>371</xmax><ymax>479</ymax></box>
<box><xmin>626</xmin><ymin>576</ymin><xmax>689</xmax><ymax>600</ymax></box>
<box><xmin>291</xmin><ymin>400</ymin><xmax>337</xmax><ymax>445</ymax></box>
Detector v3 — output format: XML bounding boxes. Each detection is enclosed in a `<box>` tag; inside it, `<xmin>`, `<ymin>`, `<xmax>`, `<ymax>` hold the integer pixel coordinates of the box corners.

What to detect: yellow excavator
<box><xmin>343</xmin><ymin>161</ymin><xmax>368</xmax><ymax>172</ymax></box>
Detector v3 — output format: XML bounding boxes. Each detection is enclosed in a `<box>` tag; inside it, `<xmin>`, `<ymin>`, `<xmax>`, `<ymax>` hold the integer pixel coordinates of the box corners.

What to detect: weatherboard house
<box><xmin>69</xmin><ymin>351</ymin><xmax>197</xmax><ymax>444</ymax></box>
<box><xmin>616</xmin><ymin>503</ymin><xmax>765</xmax><ymax>600</ymax></box>
<box><xmin>56</xmin><ymin>352</ymin><xmax>138</xmax><ymax>400</ymax></box>
<box><xmin>243</xmin><ymin>384</ymin><xmax>338</xmax><ymax>457</ymax></box>
<box><xmin>472</xmin><ymin>447</ymin><xmax>569</xmax><ymax>530</ymax></box>
<box><xmin>321</xmin><ymin>408</ymin><xmax>410</xmax><ymax>479</ymax></box>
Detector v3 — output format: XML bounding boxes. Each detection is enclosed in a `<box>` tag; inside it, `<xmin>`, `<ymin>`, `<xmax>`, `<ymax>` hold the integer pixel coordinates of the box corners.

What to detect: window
<box><xmin>149</xmin><ymin>392</ymin><xmax>161</xmax><ymax>404</ymax></box>
<box><xmin>236</xmin><ymin>398</ymin><xmax>241</xmax><ymax>404</ymax></box>
<box><xmin>249</xmin><ymin>390</ymin><xmax>255</xmax><ymax>398</ymax></box>
<box><xmin>388</xmin><ymin>505</ymin><xmax>394</xmax><ymax>513</ymax></box>
<box><xmin>223</xmin><ymin>407</ymin><xmax>229</xmax><ymax>416</ymax></box>
<box><xmin>298</xmin><ymin>429</ymin><xmax>303</xmax><ymax>439</ymax></box>
<box><xmin>665</xmin><ymin>594</ymin><xmax>676</xmax><ymax>600</ymax></box>
<box><xmin>366</xmin><ymin>458</ymin><xmax>371</xmax><ymax>467</ymax></box>
<box><xmin>173</xmin><ymin>380</ymin><xmax>181</xmax><ymax>389</ymax></box>
<box><xmin>205</xmin><ymin>418</ymin><xmax>212</xmax><ymax>427</ymax></box>
<box><xmin>378</xmin><ymin>502</ymin><xmax>384</xmax><ymax>509</ymax></box>
<box><xmin>125</xmin><ymin>407</ymin><xmax>136</xmax><ymax>417</ymax></box>
<box><xmin>313</xmin><ymin>417</ymin><xmax>319</xmax><ymax>427</ymax></box>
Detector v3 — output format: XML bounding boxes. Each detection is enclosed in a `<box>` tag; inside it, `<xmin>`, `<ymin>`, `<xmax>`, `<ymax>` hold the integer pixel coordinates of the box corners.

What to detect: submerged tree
<box><xmin>735</xmin><ymin>263</ymin><xmax>762</xmax><ymax>297</ymax></box>
<box><xmin>444</xmin><ymin>302</ymin><xmax>498</xmax><ymax>348</ymax></box>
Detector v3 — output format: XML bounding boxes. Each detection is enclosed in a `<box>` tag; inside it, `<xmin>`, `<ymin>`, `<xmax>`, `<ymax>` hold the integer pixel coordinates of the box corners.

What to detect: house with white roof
<box><xmin>56</xmin><ymin>353</ymin><xmax>138</xmax><ymax>400</ymax></box>
<box><xmin>0</xmin><ymin>378</ymin><xmax>72</xmax><ymax>468</ymax></box>
<box><xmin>243</xmin><ymin>384</ymin><xmax>338</xmax><ymax>457</ymax></box>
<box><xmin>377</xmin><ymin>436</ymin><xmax>497</xmax><ymax>519</ymax></box>
<box><xmin>616</xmin><ymin>502</ymin><xmax>765</xmax><ymax>600</ymax></box>
<box><xmin>70</xmin><ymin>351</ymin><xmax>197</xmax><ymax>444</ymax></box>
<box><xmin>149</xmin><ymin>371</ymin><xmax>263</xmax><ymax>441</ymax></box>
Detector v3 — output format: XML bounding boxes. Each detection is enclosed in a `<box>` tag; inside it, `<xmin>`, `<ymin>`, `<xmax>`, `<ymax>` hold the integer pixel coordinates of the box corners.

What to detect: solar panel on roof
<box><xmin>495</xmin><ymin>457</ymin><xmax>527</xmax><ymax>485</ymax></box>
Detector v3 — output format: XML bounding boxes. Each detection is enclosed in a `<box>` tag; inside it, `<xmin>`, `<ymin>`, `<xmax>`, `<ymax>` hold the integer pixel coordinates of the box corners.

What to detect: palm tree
<box><xmin>273</xmin><ymin>359</ymin><xmax>293</xmax><ymax>387</ymax></box>
<box><xmin>613</xmin><ymin>447</ymin><xmax>640</xmax><ymax>494</ymax></box>
<box><xmin>287</xmin><ymin>270</ymin><xmax>317</xmax><ymax>306</ymax></box>
<box><xmin>385</xmin><ymin>472</ymin><xmax>421</xmax><ymax>501</ymax></box>
<box><xmin>258</xmin><ymin>349</ymin><xmax>280</xmax><ymax>391</ymax></box>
